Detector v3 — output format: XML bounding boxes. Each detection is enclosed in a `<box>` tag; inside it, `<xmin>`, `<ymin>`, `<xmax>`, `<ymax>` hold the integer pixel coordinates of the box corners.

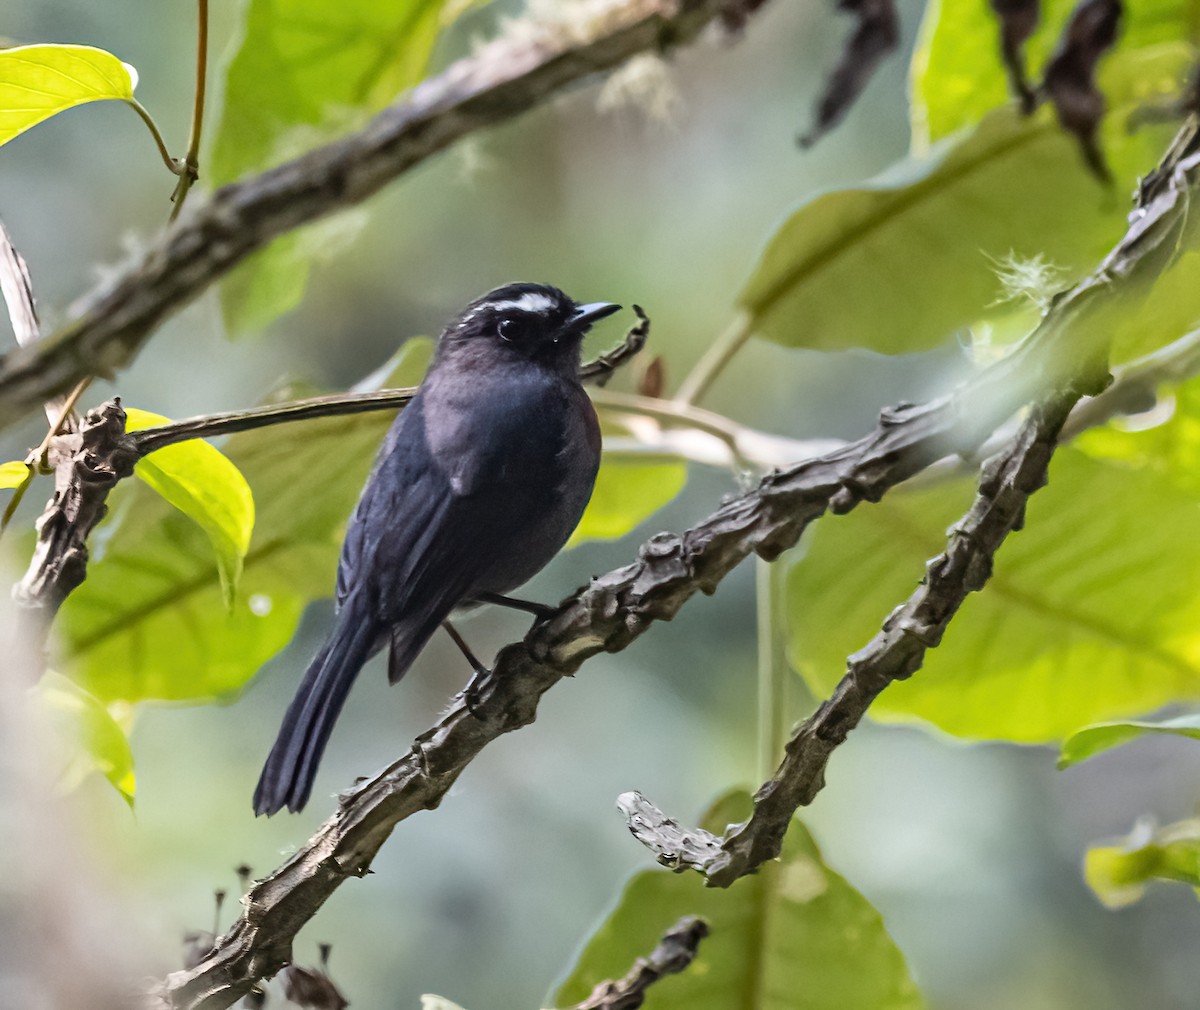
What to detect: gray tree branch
<box><xmin>0</xmin><ymin>0</ymin><xmax>750</xmax><ymax>431</ymax></box>
<box><xmin>618</xmin><ymin>375</ymin><xmax>1092</xmax><ymax>884</ymax></box>
<box><xmin>615</xmin><ymin>115</ymin><xmax>1200</xmax><ymax>885</ymax></box>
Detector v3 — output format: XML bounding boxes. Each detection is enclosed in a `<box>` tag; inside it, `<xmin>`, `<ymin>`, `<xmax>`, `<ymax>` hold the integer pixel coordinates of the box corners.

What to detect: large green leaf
<box><xmin>0</xmin><ymin>44</ymin><xmax>138</xmax><ymax>149</ymax></box>
<box><xmin>1085</xmin><ymin>818</ymin><xmax>1200</xmax><ymax>908</ymax></box>
<box><xmin>555</xmin><ymin>791</ymin><xmax>924</xmax><ymax>1010</ymax></box>
<box><xmin>124</xmin><ymin>407</ymin><xmax>255</xmax><ymax>608</ymax></box>
<box><xmin>211</xmin><ymin>0</ymin><xmax>456</xmax><ymax>333</ymax></box>
<box><xmin>31</xmin><ymin>670</ymin><xmax>136</xmax><ymax>805</ymax></box>
<box><xmin>739</xmin><ymin>47</ymin><xmax>1188</xmax><ymax>356</ymax></box>
<box><xmin>54</xmin><ymin>339</ymin><xmax>433</xmax><ymax>704</ymax></box>
<box><xmin>568</xmin><ymin>457</ymin><xmax>686</xmax><ymax>547</ymax></box>
<box><xmin>1060</xmin><ymin>714</ymin><xmax>1200</xmax><ymax>769</ymax></box>
<box><xmin>1077</xmin><ymin>371</ymin><xmax>1200</xmax><ymax>493</ymax></box>
<box><xmin>912</xmin><ymin>0</ymin><xmax>1199</xmax><ymax>143</ymax></box>
<box><xmin>785</xmin><ymin>447</ymin><xmax>1200</xmax><ymax>742</ymax></box>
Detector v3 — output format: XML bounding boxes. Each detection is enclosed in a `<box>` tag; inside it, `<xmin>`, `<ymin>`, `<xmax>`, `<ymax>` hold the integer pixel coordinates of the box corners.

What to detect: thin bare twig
<box><xmin>169</xmin><ymin>0</ymin><xmax>209</xmax><ymax>222</ymax></box>
<box><xmin>129</xmin><ymin>311</ymin><xmax>650</xmax><ymax>455</ymax></box>
<box><xmin>0</xmin><ymin>223</ymin><xmax>88</xmax><ymax>539</ymax></box>
<box><xmin>570</xmin><ymin>916</ymin><xmax>709</xmax><ymax>1010</ymax></box>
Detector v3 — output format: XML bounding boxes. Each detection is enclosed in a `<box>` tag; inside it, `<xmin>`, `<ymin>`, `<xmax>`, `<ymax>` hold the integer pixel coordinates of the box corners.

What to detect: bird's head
<box><xmin>443</xmin><ymin>283</ymin><xmax>621</xmax><ymax>371</ymax></box>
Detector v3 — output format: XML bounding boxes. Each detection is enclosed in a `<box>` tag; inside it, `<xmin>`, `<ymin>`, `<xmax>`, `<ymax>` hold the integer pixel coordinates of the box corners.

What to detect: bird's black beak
<box><xmin>563</xmin><ymin>302</ymin><xmax>621</xmax><ymax>337</ymax></box>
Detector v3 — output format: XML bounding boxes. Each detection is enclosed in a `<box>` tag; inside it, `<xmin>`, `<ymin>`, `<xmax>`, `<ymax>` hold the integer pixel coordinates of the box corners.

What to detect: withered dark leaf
<box><xmin>799</xmin><ymin>0</ymin><xmax>900</xmax><ymax>149</ymax></box>
<box><xmin>281</xmin><ymin>964</ymin><xmax>349</xmax><ymax>1010</ymax></box>
<box><xmin>1042</xmin><ymin>0</ymin><xmax>1123</xmax><ymax>181</ymax></box>
<box><xmin>636</xmin><ymin>356</ymin><xmax>665</xmax><ymax>399</ymax></box>
<box><xmin>991</xmin><ymin>0</ymin><xmax>1041</xmax><ymax>112</ymax></box>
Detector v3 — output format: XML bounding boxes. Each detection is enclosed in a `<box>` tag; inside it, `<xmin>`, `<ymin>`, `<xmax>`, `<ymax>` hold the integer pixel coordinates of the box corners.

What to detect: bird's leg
<box><xmin>442</xmin><ymin>620</ymin><xmax>491</xmax><ymax>716</ymax></box>
<box><xmin>473</xmin><ymin>591</ymin><xmax>556</xmax><ymax>620</ymax></box>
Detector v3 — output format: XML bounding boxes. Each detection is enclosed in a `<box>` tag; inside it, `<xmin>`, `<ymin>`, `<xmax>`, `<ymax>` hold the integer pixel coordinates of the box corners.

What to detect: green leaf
<box><xmin>211</xmin><ymin>0</ymin><xmax>455</xmax><ymax>333</ymax></box>
<box><xmin>1108</xmin><ymin>250</ymin><xmax>1200</xmax><ymax>360</ymax></box>
<box><xmin>555</xmin><ymin>791</ymin><xmax>924</xmax><ymax>1010</ymax></box>
<box><xmin>568</xmin><ymin>456</ymin><xmax>687</xmax><ymax>547</ymax></box>
<box><xmin>912</xmin><ymin>0</ymin><xmax>1199</xmax><ymax>142</ymax></box>
<box><xmin>1059</xmin><ymin>714</ymin><xmax>1200</xmax><ymax>768</ymax></box>
<box><xmin>54</xmin><ymin>339</ymin><xmax>433</xmax><ymax>704</ymax></box>
<box><xmin>1085</xmin><ymin>818</ymin><xmax>1200</xmax><ymax>908</ymax></box>
<box><xmin>31</xmin><ymin>670</ymin><xmax>136</xmax><ymax>804</ymax></box>
<box><xmin>0</xmin><ymin>460</ymin><xmax>31</xmax><ymax>489</ymax></box>
<box><xmin>785</xmin><ymin>448</ymin><xmax>1200</xmax><ymax>743</ymax></box>
<box><xmin>0</xmin><ymin>44</ymin><xmax>138</xmax><ymax>149</ymax></box>
<box><xmin>124</xmin><ymin>407</ymin><xmax>256</xmax><ymax>609</ymax></box>
<box><xmin>1077</xmin><ymin>370</ymin><xmax>1200</xmax><ymax>492</ymax></box>
<box><xmin>740</xmin><ymin>47</ymin><xmax>1189</xmax><ymax>355</ymax></box>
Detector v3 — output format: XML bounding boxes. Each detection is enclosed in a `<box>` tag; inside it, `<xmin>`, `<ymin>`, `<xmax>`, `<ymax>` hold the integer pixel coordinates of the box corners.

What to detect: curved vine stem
<box><xmin>170</xmin><ymin>0</ymin><xmax>209</xmax><ymax>223</ymax></box>
<box><xmin>673</xmin><ymin>311</ymin><xmax>754</xmax><ymax>406</ymax></box>
<box><xmin>126</xmin><ymin>99</ymin><xmax>183</xmax><ymax>177</ymax></box>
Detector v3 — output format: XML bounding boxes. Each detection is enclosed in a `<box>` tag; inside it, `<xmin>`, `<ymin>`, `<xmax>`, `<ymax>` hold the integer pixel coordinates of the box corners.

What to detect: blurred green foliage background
<box><xmin>3</xmin><ymin>1</ymin><xmax>1200</xmax><ymax>1008</ymax></box>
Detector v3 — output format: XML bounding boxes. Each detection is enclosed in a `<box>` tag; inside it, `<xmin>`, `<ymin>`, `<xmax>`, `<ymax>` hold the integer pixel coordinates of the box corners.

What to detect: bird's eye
<box><xmin>497</xmin><ymin>317</ymin><xmax>526</xmax><ymax>342</ymax></box>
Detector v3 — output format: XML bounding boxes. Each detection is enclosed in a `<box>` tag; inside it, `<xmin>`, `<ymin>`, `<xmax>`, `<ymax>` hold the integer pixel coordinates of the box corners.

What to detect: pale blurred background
<box><xmin>2</xmin><ymin>1</ymin><xmax>1199</xmax><ymax>1007</ymax></box>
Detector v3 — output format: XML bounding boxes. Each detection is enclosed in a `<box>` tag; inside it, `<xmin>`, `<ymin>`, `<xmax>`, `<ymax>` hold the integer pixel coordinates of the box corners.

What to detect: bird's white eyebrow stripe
<box><xmin>485</xmin><ymin>292</ymin><xmax>557</xmax><ymax>315</ymax></box>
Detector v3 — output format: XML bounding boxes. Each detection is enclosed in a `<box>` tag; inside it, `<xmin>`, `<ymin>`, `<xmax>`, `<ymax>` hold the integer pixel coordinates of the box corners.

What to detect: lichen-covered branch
<box><xmin>0</xmin><ymin>0</ymin><xmax>748</xmax><ymax>431</ymax></box>
<box><xmin>616</xmin><ymin>114</ymin><xmax>1200</xmax><ymax>885</ymax></box>
<box><xmin>12</xmin><ymin>402</ymin><xmax>139</xmax><ymax>644</ymax></box>
<box><xmin>620</xmin><ymin>379</ymin><xmax>1095</xmax><ymax>884</ymax></box>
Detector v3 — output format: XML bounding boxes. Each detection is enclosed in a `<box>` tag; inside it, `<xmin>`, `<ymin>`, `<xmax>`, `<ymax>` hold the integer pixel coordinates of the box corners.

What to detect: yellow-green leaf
<box><xmin>1085</xmin><ymin>818</ymin><xmax>1200</xmax><ymax>908</ymax></box>
<box><xmin>555</xmin><ymin>791</ymin><xmax>925</xmax><ymax>1010</ymax></box>
<box><xmin>568</xmin><ymin>456</ymin><xmax>687</xmax><ymax>547</ymax></box>
<box><xmin>1060</xmin><ymin>714</ymin><xmax>1200</xmax><ymax>768</ymax></box>
<box><xmin>1077</xmin><ymin>370</ymin><xmax>1200</xmax><ymax>490</ymax></box>
<box><xmin>124</xmin><ymin>407</ymin><xmax>255</xmax><ymax>609</ymax></box>
<box><xmin>0</xmin><ymin>44</ymin><xmax>138</xmax><ymax>149</ymax></box>
<box><xmin>0</xmin><ymin>460</ymin><xmax>31</xmax><ymax>489</ymax></box>
<box><xmin>31</xmin><ymin>670</ymin><xmax>135</xmax><ymax>805</ymax></box>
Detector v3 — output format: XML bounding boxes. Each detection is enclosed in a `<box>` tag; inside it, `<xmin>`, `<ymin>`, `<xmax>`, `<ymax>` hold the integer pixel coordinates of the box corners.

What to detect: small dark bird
<box><xmin>254</xmin><ymin>283</ymin><xmax>620</xmax><ymax>815</ymax></box>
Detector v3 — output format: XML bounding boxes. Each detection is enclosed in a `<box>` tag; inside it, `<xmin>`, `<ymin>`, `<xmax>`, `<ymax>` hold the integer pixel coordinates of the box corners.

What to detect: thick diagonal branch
<box><xmin>614</xmin><ymin>119</ymin><xmax>1200</xmax><ymax>888</ymax></box>
<box><xmin>0</xmin><ymin>0</ymin><xmax>747</xmax><ymax>431</ymax></box>
<box><xmin>620</xmin><ymin>377</ymin><xmax>1094</xmax><ymax>884</ymax></box>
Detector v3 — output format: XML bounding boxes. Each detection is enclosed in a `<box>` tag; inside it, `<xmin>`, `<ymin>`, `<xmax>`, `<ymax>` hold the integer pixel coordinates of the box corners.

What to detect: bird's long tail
<box><xmin>254</xmin><ymin>613</ymin><xmax>379</xmax><ymax>816</ymax></box>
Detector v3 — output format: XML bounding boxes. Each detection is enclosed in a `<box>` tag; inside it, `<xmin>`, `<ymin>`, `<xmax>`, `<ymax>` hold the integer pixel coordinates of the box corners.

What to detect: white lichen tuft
<box><xmin>484</xmin><ymin>0</ymin><xmax>642</xmax><ymax>55</ymax></box>
<box><xmin>596</xmin><ymin>53</ymin><xmax>684</xmax><ymax>127</ymax></box>
<box><xmin>453</xmin><ymin>138</ymin><xmax>498</xmax><ymax>187</ymax></box>
<box><xmin>987</xmin><ymin>251</ymin><xmax>1067</xmax><ymax>311</ymax></box>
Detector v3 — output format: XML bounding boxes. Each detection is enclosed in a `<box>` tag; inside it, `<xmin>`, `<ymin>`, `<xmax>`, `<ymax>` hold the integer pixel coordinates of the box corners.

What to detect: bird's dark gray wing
<box><xmin>336</xmin><ymin>383</ymin><xmax>568</xmax><ymax>684</ymax></box>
